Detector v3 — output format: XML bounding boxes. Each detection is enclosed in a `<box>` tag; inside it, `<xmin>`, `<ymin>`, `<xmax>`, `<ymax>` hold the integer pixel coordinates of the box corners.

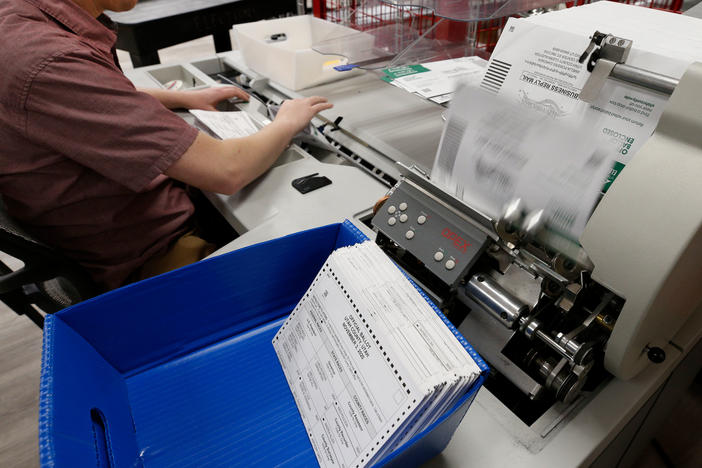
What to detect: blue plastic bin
<box><xmin>39</xmin><ymin>221</ymin><xmax>487</xmax><ymax>467</ymax></box>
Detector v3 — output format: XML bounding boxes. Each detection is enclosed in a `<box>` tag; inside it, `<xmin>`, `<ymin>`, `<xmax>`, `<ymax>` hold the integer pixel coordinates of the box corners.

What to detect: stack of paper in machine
<box><xmin>273</xmin><ymin>241</ymin><xmax>482</xmax><ymax>468</ymax></box>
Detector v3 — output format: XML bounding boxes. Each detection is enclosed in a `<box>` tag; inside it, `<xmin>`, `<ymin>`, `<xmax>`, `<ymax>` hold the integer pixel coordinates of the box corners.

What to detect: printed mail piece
<box><xmin>476</xmin><ymin>18</ymin><xmax>671</xmax><ymax>191</ymax></box>
<box><xmin>432</xmin><ymin>84</ymin><xmax>612</xmax><ymax>241</ymax></box>
<box><xmin>273</xmin><ymin>261</ymin><xmax>423</xmax><ymax>468</ymax></box>
<box><xmin>189</xmin><ymin>109</ymin><xmax>259</xmax><ymax>139</ymax></box>
<box><xmin>431</xmin><ymin>17</ymin><xmax>680</xmax><ymax>240</ymax></box>
<box><xmin>383</xmin><ymin>56</ymin><xmax>488</xmax><ymax>103</ymax></box>
<box><xmin>273</xmin><ymin>242</ymin><xmax>482</xmax><ymax>468</ymax></box>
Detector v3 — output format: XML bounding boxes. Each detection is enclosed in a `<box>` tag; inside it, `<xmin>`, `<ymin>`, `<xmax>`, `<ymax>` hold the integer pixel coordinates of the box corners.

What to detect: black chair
<box><xmin>0</xmin><ymin>202</ymin><xmax>97</xmax><ymax>328</ymax></box>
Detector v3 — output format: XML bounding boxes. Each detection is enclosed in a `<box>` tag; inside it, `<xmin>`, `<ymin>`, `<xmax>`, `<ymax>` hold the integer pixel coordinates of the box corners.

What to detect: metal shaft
<box><xmin>520</xmin><ymin>317</ymin><xmax>585</xmax><ymax>364</ymax></box>
<box><xmin>611</xmin><ymin>63</ymin><xmax>678</xmax><ymax>96</ymax></box>
<box><xmin>535</xmin><ymin>330</ymin><xmax>574</xmax><ymax>364</ymax></box>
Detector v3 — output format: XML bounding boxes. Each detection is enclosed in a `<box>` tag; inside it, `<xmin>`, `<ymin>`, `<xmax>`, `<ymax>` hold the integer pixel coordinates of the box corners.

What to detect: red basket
<box><xmin>314</xmin><ymin>0</ymin><xmax>434</xmax><ymax>34</ymax></box>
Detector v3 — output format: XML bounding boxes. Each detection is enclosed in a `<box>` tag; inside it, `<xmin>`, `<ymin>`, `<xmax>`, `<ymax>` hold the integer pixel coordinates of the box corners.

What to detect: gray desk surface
<box><xmin>107</xmin><ymin>0</ymin><xmax>244</xmax><ymax>24</ymax></box>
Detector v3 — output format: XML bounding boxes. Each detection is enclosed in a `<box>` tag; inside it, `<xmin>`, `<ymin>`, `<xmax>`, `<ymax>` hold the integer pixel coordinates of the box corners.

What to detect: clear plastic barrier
<box><xmin>312</xmin><ymin>0</ymin><xmax>563</xmax><ymax>69</ymax></box>
<box><xmin>379</xmin><ymin>0</ymin><xmax>565</xmax><ymax>22</ymax></box>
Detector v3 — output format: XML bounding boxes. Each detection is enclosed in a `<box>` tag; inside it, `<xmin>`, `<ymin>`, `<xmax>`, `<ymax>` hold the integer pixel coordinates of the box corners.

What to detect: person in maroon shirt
<box><xmin>0</xmin><ymin>0</ymin><xmax>333</xmax><ymax>291</ymax></box>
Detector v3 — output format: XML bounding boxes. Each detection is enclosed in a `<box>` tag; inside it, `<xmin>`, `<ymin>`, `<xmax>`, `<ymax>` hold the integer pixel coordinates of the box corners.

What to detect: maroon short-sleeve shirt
<box><xmin>0</xmin><ymin>0</ymin><xmax>200</xmax><ymax>290</ymax></box>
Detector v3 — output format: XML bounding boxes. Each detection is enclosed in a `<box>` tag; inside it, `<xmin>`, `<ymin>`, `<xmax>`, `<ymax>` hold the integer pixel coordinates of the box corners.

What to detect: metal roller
<box><xmin>465</xmin><ymin>274</ymin><xmax>528</xmax><ymax>328</ymax></box>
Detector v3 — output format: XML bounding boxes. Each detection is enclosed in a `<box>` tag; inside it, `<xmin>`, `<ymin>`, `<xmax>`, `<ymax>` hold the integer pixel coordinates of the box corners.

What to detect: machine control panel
<box><xmin>372</xmin><ymin>181</ymin><xmax>488</xmax><ymax>287</ymax></box>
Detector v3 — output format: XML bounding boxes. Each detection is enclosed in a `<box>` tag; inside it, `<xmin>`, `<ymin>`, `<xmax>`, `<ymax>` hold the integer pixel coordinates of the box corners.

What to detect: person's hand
<box><xmin>273</xmin><ymin>96</ymin><xmax>334</xmax><ymax>138</ymax></box>
<box><xmin>182</xmin><ymin>86</ymin><xmax>250</xmax><ymax>111</ymax></box>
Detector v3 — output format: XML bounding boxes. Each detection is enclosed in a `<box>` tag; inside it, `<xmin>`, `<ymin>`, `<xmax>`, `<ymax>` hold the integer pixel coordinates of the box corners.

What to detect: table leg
<box><xmin>213</xmin><ymin>30</ymin><xmax>233</xmax><ymax>53</ymax></box>
<box><xmin>129</xmin><ymin>49</ymin><xmax>160</xmax><ymax>68</ymax></box>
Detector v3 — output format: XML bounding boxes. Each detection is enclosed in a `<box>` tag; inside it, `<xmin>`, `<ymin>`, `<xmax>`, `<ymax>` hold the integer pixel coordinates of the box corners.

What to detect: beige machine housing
<box><xmin>581</xmin><ymin>62</ymin><xmax>702</xmax><ymax>379</ymax></box>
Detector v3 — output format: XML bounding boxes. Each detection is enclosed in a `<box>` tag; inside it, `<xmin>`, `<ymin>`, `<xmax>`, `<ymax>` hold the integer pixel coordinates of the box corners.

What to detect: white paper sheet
<box><xmin>393</xmin><ymin>56</ymin><xmax>488</xmax><ymax>99</ymax></box>
<box><xmin>338</xmin><ymin>244</ymin><xmax>479</xmax><ymax>458</ymax></box>
<box><xmin>525</xmin><ymin>2</ymin><xmax>702</xmax><ymax>73</ymax></box>
<box><xmin>432</xmin><ymin>12</ymin><xmax>701</xmax><ymax>239</ymax></box>
<box><xmin>486</xmin><ymin>18</ymin><xmax>673</xmax><ymax>176</ymax></box>
<box><xmin>189</xmin><ymin>109</ymin><xmax>259</xmax><ymax>139</ymax></box>
<box><xmin>478</xmin><ymin>8</ymin><xmax>702</xmax><ymax>192</ymax></box>
<box><xmin>273</xmin><ymin>261</ymin><xmax>425</xmax><ymax>468</ymax></box>
<box><xmin>384</xmin><ymin>56</ymin><xmax>488</xmax><ymax>102</ymax></box>
<box><xmin>433</xmin><ymin>85</ymin><xmax>612</xmax><ymax>240</ymax></box>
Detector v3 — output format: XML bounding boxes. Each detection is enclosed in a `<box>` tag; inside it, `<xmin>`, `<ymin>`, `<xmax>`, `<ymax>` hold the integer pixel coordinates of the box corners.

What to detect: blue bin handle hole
<box><xmin>90</xmin><ymin>408</ymin><xmax>115</xmax><ymax>468</ymax></box>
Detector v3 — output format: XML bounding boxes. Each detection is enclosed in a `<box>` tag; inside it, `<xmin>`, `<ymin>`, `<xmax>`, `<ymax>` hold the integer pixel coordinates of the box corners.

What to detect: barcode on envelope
<box><xmin>437</xmin><ymin>115</ymin><xmax>467</xmax><ymax>176</ymax></box>
<box><xmin>480</xmin><ymin>59</ymin><xmax>512</xmax><ymax>93</ymax></box>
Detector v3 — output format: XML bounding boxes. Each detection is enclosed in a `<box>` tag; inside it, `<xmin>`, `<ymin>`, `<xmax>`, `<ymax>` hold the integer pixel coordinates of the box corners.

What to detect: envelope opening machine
<box><xmin>177</xmin><ymin>44</ymin><xmax>701</xmax><ymax>440</ymax></box>
<box><xmin>123</xmin><ymin>6</ymin><xmax>702</xmax><ymax>462</ymax></box>
<box><xmin>366</xmin><ymin>35</ymin><xmax>702</xmax><ymax>432</ymax></box>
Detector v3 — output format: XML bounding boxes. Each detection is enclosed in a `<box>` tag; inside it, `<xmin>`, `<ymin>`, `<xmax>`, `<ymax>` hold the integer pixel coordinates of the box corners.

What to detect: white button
<box><xmin>417</xmin><ymin>215</ymin><xmax>427</xmax><ymax>225</ymax></box>
<box><xmin>445</xmin><ymin>259</ymin><xmax>456</xmax><ymax>270</ymax></box>
<box><xmin>399</xmin><ymin>202</ymin><xmax>408</xmax><ymax>211</ymax></box>
<box><xmin>388</xmin><ymin>217</ymin><xmax>397</xmax><ymax>226</ymax></box>
<box><xmin>399</xmin><ymin>214</ymin><xmax>408</xmax><ymax>223</ymax></box>
<box><xmin>434</xmin><ymin>251</ymin><xmax>444</xmax><ymax>262</ymax></box>
<box><xmin>387</xmin><ymin>205</ymin><xmax>397</xmax><ymax>214</ymax></box>
<box><xmin>405</xmin><ymin>230</ymin><xmax>415</xmax><ymax>240</ymax></box>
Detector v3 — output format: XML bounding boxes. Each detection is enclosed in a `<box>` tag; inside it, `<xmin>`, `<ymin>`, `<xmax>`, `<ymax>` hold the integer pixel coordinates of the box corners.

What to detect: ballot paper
<box><xmin>522</xmin><ymin>1</ymin><xmax>702</xmax><ymax>188</ymax></box>
<box><xmin>189</xmin><ymin>109</ymin><xmax>258</xmax><ymax>139</ymax></box>
<box><xmin>383</xmin><ymin>56</ymin><xmax>488</xmax><ymax>103</ymax></box>
<box><xmin>478</xmin><ymin>18</ymin><xmax>672</xmax><ymax>191</ymax></box>
<box><xmin>469</xmin><ymin>11</ymin><xmax>702</xmax><ymax>192</ymax></box>
<box><xmin>273</xmin><ymin>242</ymin><xmax>481</xmax><ymax>468</ymax></box>
<box><xmin>433</xmin><ymin>84</ymin><xmax>612</xmax><ymax>240</ymax></box>
<box><xmin>432</xmin><ymin>12</ymin><xmax>702</xmax><ymax>239</ymax></box>
<box><xmin>524</xmin><ymin>1</ymin><xmax>702</xmax><ymax>67</ymax></box>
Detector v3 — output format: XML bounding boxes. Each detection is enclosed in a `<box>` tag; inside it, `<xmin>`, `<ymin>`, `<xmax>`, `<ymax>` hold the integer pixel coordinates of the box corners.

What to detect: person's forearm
<box><xmin>219</xmin><ymin>121</ymin><xmax>297</xmax><ymax>192</ymax></box>
<box><xmin>165</xmin><ymin>96</ymin><xmax>332</xmax><ymax>194</ymax></box>
<box><xmin>166</xmin><ymin>122</ymin><xmax>296</xmax><ymax>195</ymax></box>
<box><xmin>139</xmin><ymin>88</ymin><xmax>190</xmax><ymax>109</ymax></box>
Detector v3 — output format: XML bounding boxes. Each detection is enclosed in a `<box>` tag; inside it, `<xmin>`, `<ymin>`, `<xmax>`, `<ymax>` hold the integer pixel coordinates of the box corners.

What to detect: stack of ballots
<box><xmin>273</xmin><ymin>241</ymin><xmax>482</xmax><ymax>468</ymax></box>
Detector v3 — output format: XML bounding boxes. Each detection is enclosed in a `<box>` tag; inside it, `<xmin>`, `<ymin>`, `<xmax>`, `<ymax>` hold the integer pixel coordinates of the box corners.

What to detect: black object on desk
<box><xmin>107</xmin><ymin>0</ymin><xmax>298</xmax><ymax>67</ymax></box>
<box><xmin>292</xmin><ymin>173</ymin><xmax>332</xmax><ymax>194</ymax></box>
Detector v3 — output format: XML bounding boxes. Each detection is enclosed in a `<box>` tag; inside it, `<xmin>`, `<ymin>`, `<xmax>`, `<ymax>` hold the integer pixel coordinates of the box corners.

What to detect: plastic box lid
<box><xmin>39</xmin><ymin>221</ymin><xmax>487</xmax><ymax>467</ymax></box>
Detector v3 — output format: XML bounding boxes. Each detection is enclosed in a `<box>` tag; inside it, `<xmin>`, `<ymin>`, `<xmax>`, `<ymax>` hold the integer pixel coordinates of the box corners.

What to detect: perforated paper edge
<box><xmin>340</xmin><ymin>219</ymin><xmax>489</xmax><ymax>373</ymax></box>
